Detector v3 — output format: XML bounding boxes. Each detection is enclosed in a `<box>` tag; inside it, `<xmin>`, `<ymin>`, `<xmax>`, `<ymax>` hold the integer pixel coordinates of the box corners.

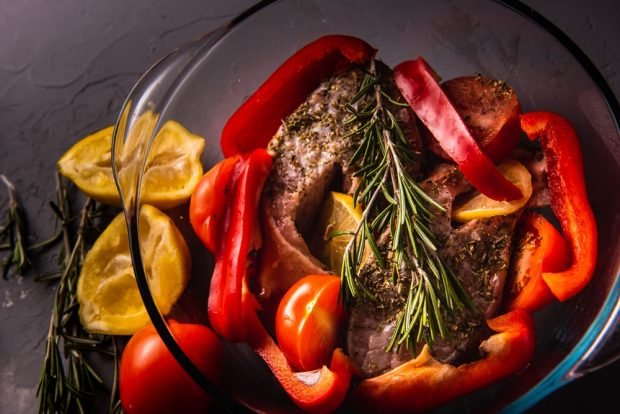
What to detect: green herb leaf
<box><xmin>36</xmin><ymin>173</ymin><xmax>124</xmax><ymax>414</ymax></box>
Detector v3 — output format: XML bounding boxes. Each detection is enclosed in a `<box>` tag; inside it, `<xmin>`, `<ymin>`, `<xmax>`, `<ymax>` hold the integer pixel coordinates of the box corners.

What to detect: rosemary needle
<box><xmin>340</xmin><ymin>60</ymin><xmax>471</xmax><ymax>350</ymax></box>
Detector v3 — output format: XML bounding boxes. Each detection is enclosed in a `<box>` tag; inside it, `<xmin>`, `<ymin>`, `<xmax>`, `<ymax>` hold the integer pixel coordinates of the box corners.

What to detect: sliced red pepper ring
<box><xmin>251</xmin><ymin>334</ymin><xmax>355</xmax><ymax>414</ymax></box>
<box><xmin>221</xmin><ymin>35</ymin><xmax>376</xmax><ymax>157</ymax></box>
<box><xmin>207</xmin><ymin>149</ymin><xmax>272</xmax><ymax>342</ymax></box>
<box><xmin>394</xmin><ymin>58</ymin><xmax>523</xmax><ymax>201</ymax></box>
<box><xmin>520</xmin><ymin>112</ymin><xmax>598</xmax><ymax>301</ymax></box>
<box><xmin>348</xmin><ymin>309</ymin><xmax>535</xmax><ymax>414</ymax></box>
<box><xmin>506</xmin><ymin>212</ymin><xmax>571</xmax><ymax>312</ymax></box>
<box><xmin>198</xmin><ymin>149</ymin><xmax>354</xmax><ymax>413</ymax></box>
<box><xmin>426</xmin><ymin>75</ymin><xmax>522</xmax><ymax>163</ymax></box>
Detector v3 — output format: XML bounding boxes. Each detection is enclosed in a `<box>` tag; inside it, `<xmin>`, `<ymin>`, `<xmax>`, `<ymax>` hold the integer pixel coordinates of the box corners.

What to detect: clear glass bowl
<box><xmin>112</xmin><ymin>0</ymin><xmax>620</xmax><ymax>412</ymax></box>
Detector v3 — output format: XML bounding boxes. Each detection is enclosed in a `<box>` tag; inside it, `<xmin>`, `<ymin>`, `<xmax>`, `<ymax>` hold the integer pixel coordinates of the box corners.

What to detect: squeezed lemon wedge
<box><xmin>311</xmin><ymin>192</ymin><xmax>369</xmax><ymax>273</ymax></box>
<box><xmin>77</xmin><ymin>205</ymin><xmax>190</xmax><ymax>335</ymax></box>
<box><xmin>57</xmin><ymin>119</ymin><xmax>205</xmax><ymax>209</ymax></box>
<box><xmin>452</xmin><ymin>159</ymin><xmax>532</xmax><ymax>222</ymax></box>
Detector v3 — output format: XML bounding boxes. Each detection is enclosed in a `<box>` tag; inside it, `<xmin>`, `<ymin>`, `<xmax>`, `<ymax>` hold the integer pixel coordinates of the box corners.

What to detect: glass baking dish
<box><xmin>111</xmin><ymin>0</ymin><xmax>620</xmax><ymax>412</ymax></box>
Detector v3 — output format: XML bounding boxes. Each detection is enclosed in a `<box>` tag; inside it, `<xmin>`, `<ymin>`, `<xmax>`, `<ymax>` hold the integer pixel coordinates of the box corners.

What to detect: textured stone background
<box><xmin>0</xmin><ymin>1</ymin><xmax>618</xmax><ymax>412</ymax></box>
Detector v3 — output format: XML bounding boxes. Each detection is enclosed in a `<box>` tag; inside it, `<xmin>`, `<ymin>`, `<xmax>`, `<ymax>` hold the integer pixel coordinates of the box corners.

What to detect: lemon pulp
<box><xmin>311</xmin><ymin>192</ymin><xmax>368</xmax><ymax>273</ymax></box>
<box><xmin>58</xmin><ymin>118</ymin><xmax>205</xmax><ymax>209</ymax></box>
<box><xmin>77</xmin><ymin>205</ymin><xmax>190</xmax><ymax>335</ymax></box>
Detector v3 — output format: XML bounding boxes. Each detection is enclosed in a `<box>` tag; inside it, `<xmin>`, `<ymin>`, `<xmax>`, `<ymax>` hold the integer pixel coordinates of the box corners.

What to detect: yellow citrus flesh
<box><xmin>57</xmin><ymin>126</ymin><xmax>118</xmax><ymax>205</ymax></box>
<box><xmin>312</xmin><ymin>192</ymin><xmax>367</xmax><ymax>273</ymax></box>
<box><xmin>141</xmin><ymin>121</ymin><xmax>205</xmax><ymax>208</ymax></box>
<box><xmin>452</xmin><ymin>159</ymin><xmax>533</xmax><ymax>222</ymax></box>
<box><xmin>77</xmin><ymin>205</ymin><xmax>190</xmax><ymax>335</ymax></box>
<box><xmin>57</xmin><ymin>119</ymin><xmax>205</xmax><ymax>209</ymax></box>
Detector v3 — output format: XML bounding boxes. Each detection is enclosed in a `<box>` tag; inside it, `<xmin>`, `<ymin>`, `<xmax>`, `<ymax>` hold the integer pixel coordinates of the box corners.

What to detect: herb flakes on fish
<box><xmin>340</xmin><ymin>59</ymin><xmax>472</xmax><ymax>351</ymax></box>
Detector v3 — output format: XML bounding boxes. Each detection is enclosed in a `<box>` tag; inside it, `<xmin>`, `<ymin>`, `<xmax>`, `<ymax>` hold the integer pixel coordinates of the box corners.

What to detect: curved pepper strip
<box><xmin>207</xmin><ymin>149</ymin><xmax>271</xmax><ymax>341</ymax></box>
<box><xmin>251</xmin><ymin>335</ymin><xmax>354</xmax><ymax>414</ymax></box>
<box><xmin>221</xmin><ymin>35</ymin><xmax>376</xmax><ymax>157</ymax></box>
<box><xmin>204</xmin><ymin>149</ymin><xmax>354</xmax><ymax>413</ymax></box>
<box><xmin>506</xmin><ymin>212</ymin><xmax>571</xmax><ymax>312</ymax></box>
<box><xmin>520</xmin><ymin>112</ymin><xmax>598</xmax><ymax>301</ymax></box>
<box><xmin>394</xmin><ymin>58</ymin><xmax>522</xmax><ymax>201</ymax></box>
<box><xmin>349</xmin><ymin>309</ymin><xmax>535</xmax><ymax>413</ymax></box>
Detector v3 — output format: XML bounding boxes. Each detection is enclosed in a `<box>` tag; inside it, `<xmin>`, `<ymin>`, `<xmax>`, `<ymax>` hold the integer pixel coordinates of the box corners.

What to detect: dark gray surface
<box><xmin>0</xmin><ymin>0</ymin><xmax>618</xmax><ymax>413</ymax></box>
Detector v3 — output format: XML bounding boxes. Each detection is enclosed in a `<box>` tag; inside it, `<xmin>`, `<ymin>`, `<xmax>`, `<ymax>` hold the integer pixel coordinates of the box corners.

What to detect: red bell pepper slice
<box><xmin>251</xmin><ymin>336</ymin><xmax>355</xmax><ymax>414</ymax></box>
<box><xmin>506</xmin><ymin>212</ymin><xmax>571</xmax><ymax>312</ymax></box>
<box><xmin>349</xmin><ymin>309</ymin><xmax>535</xmax><ymax>413</ymax></box>
<box><xmin>394</xmin><ymin>58</ymin><xmax>523</xmax><ymax>201</ymax></box>
<box><xmin>221</xmin><ymin>35</ymin><xmax>376</xmax><ymax>157</ymax></box>
<box><xmin>196</xmin><ymin>149</ymin><xmax>354</xmax><ymax>413</ymax></box>
<box><xmin>520</xmin><ymin>112</ymin><xmax>598</xmax><ymax>301</ymax></box>
<box><xmin>207</xmin><ymin>149</ymin><xmax>271</xmax><ymax>342</ymax></box>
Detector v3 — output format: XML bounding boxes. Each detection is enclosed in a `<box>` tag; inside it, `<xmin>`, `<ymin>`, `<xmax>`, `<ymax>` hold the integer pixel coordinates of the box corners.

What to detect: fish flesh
<box><xmin>257</xmin><ymin>63</ymin><xmax>523</xmax><ymax>377</ymax></box>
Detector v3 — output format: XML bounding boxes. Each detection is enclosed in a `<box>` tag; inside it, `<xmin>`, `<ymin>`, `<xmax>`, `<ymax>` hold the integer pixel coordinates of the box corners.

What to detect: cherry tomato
<box><xmin>189</xmin><ymin>156</ymin><xmax>240</xmax><ymax>253</ymax></box>
<box><xmin>120</xmin><ymin>320</ymin><xmax>224</xmax><ymax>414</ymax></box>
<box><xmin>506</xmin><ymin>212</ymin><xmax>570</xmax><ymax>312</ymax></box>
<box><xmin>275</xmin><ymin>274</ymin><xmax>345</xmax><ymax>372</ymax></box>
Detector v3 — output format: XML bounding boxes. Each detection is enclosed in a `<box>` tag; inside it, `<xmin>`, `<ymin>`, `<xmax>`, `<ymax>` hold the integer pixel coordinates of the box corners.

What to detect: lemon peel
<box><xmin>452</xmin><ymin>159</ymin><xmax>532</xmax><ymax>222</ymax></box>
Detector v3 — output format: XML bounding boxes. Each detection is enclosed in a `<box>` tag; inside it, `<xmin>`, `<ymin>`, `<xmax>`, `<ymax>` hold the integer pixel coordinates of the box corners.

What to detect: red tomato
<box><xmin>275</xmin><ymin>275</ymin><xmax>345</xmax><ymax>372</ymax></box>
<box><xmin>120</xmin><ymin>320</ymin><xmax>224</xmax><ymax>414</ymax></box>
<box><xmin>189</xmin><ymin>156</ymin><xmax>240</xmax><ymax>253</ymax></box>
<box><xmin>506</xmin><ymin>212</ymin><xmax>570</xmax><ymax>312</ymax></box>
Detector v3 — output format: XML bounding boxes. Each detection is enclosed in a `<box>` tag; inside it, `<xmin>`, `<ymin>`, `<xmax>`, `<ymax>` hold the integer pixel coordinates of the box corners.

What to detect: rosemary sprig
<box><xmin>341</xmin><ymin>60</ymin><xmax>471</xmax><ymax>350</ymax></box>
<box><xmin>1</xmin><ymin>174</ymin><xmax>30</xmax><ymax>277</ymax></box>
<box><xmin>37</xmin><ymin>173</ymin><xmax>123</xmax><ymax>414</ymax></box>
<box><xmin>1</xmin><ymin>174</ymin><xmax>64</xmax><ymax>278</ymax></box>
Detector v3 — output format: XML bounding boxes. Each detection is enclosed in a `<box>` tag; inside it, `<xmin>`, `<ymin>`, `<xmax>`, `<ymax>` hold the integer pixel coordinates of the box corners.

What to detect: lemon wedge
<box><xmin>452</xmin><ymin>159</ymin><xmax>532</xmax><ymax>222</ymax></box>
<box><xmin>57</xmin><ymin>119</ymin><xmax>205</xmax><ymax>209</ymax></box>
<box><xmin>77</xmin><ymin>205</ymin><xmax>190</xmax><ymax>335</ymax></box>
<box><xmin>311</xmin><ymin>192</ymin><xmax>368</xmax><ymax>273</ymax></box>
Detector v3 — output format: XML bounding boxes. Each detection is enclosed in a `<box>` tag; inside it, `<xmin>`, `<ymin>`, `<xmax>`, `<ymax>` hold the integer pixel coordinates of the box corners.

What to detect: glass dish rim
<box><xmin>494</xmin><ymin>0</ymin><xmax>620</xmax><ymax>411</ymax></box>
<box><xmin>111</xmin><ymin>0</ymin><xmax>620</xmax><ymax>413</ymax></box>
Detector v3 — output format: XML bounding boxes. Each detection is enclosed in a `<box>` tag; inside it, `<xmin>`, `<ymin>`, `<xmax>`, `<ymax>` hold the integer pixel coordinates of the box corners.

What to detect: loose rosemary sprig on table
<box><xmin>340</xmin><ymin>60</ymin><xmax>471</xmax><ymax>350</ymax></box>
<box><xmin>1</xmin><ymin>174</ymin><xmax>63</xmax><ymax>278</ymax></box>
<box><xmin>1</xmin><ymin>174</ymin><xmax>31</xmax><ymax>277</ymax></box>
<box><xmin>37</xmin><ymin>173</ymin><xmax>123</xmax><ymax>414</ymax></box>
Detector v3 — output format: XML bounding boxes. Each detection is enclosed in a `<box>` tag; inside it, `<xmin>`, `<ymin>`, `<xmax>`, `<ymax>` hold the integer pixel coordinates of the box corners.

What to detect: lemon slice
<box><xmin>57</xmin><ymin>119</ymin><xmax>205</xmax><ymax>209</ymax></box>
<box><xmin>452</xmin><ymin>159</ymin><xmax>532</xmax><ymax>222</ymax></box>
<box><xmin>311</xmin><ymin>192</ymin><xmax>368</xmax><ymax>273</ymax></box>
<box><xmin>77</xmin><ymin>205</ymin><xmax>190</xmax><ymax>335</ymax></box>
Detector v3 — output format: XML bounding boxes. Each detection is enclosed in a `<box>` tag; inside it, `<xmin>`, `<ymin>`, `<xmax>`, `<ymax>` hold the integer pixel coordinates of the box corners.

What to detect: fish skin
<box><xmin>257</xmin><ymin>69</ymin><xmax>364</xmax><ymax>306</ymax></box>
<box><xmin>257</xmin><ymin>62</ymin><xmax>420</xmax><ymax>311</ymax></box>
